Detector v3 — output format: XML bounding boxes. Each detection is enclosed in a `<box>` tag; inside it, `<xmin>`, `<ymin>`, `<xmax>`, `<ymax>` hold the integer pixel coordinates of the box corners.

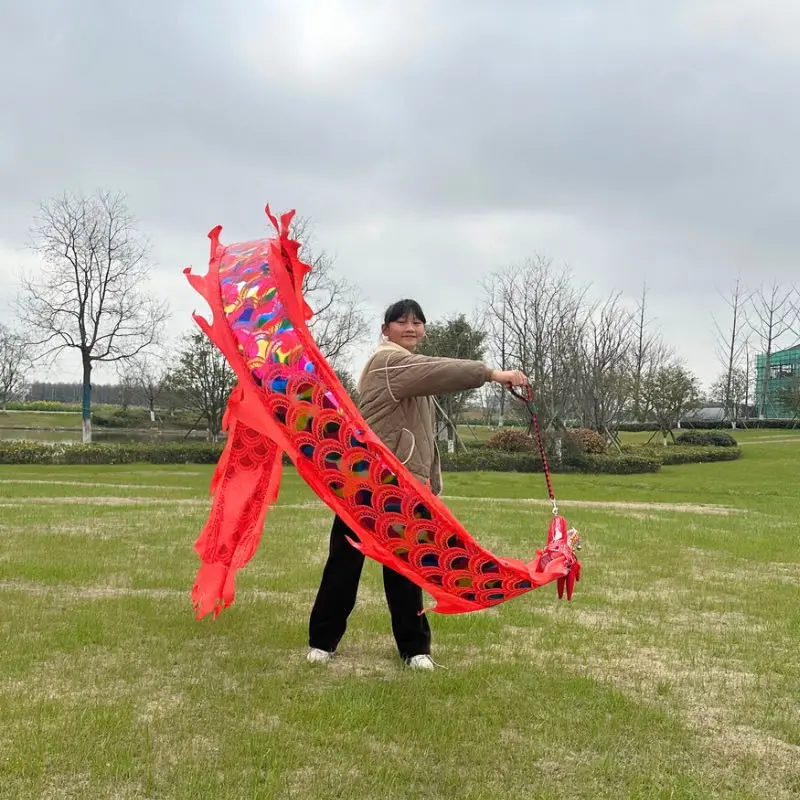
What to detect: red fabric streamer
<box><xmin>185</xmin><ymin>206</ymin><xmax>581</xmax><ymax>619</ymax></box>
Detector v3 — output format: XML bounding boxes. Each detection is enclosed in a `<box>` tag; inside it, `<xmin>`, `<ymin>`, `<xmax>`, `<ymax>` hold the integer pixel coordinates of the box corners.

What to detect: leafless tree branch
<box><xmin>15</xmin><ymin>189</ymin><xmax>170</xmax><ymax>441</ymax></box>
<box><xmin>0</xmin><ymin>325</ymin><xmax>33</xmax><ymax>409</ymax></box>
<box><xmin>748</xmin><ymin>280</ymin><xmax>798</xmax><ymax>417</ymax></box>
<box><xmin>290</xmin><ymin>215</ymin><xmax>370</xmax><ymax>369</ymax></box>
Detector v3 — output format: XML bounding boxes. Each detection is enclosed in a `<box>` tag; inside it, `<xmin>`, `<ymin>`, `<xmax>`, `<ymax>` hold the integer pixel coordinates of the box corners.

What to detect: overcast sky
<box><xmin>2</xmin><ymin>1</ymin><xmax>799</xmax><ymax>388</ymax></box>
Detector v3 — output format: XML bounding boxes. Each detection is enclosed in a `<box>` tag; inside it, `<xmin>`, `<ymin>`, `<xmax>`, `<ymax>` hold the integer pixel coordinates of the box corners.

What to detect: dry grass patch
<box><xmin>0</xmin><ymin>580</ymin><xmax>185</xmax><ymax>601</ymax></box>
<box><xmin>0</xmin><ymin>478</ymin><xmax>191</xmax><ymax>490</ymax></box>
<box><xmin>0</xmin><ymin>496</ymin><xmax>210</xmax><ymax>507</ymax></box>
<box><xmin>1</xmin><ymin>457</ymin><xmax>798</xmax><ymax>799</ymax></box>
<box><xmin>445</xmin><ymin>495</ymin><xmax>743</xmax><ymax>515</ymax></box>
<box><xmin>496</xmin><ymin>624</ymin><xmax>800</xmax><ymax>796</ymax></box>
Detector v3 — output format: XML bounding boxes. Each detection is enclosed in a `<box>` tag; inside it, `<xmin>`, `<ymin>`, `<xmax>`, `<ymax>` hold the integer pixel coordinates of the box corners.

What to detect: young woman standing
<box><xmin>307</xmin><ymin>299</ymin><xmax>528</xmax><ymax>669</ymax></box>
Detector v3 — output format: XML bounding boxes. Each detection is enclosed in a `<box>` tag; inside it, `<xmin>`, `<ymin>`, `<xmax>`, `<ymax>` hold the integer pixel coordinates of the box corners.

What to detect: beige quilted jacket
<box><xmin>356</xmin><ymin>341</ymin><xmax>491</xmax><ymax>495</ymax></box>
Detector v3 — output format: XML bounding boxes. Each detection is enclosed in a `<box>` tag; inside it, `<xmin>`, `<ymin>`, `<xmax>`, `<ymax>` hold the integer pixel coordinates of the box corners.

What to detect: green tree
<box><xmin>416</xmin><ymin>314</ymin><xmax>486</xmax><ymax>432</ymax></box>
<box><xmin>167</xmin><ymin>331</ymin><xmax>236</xmax><ymax>440</ymax></box>
<box><xmin>642</xmin><ymin>363</ymin><xmax>700</xmax><ymax>443</ymax></box>
<box><xmin>335</xmin><ymin>368</ymin><xmax>360</xmax><ymax>405</ymax></box>
<box><xmin>709</xmin><ymin>367</ymin><xmax>749</xmax><ymax>423</ymax></box>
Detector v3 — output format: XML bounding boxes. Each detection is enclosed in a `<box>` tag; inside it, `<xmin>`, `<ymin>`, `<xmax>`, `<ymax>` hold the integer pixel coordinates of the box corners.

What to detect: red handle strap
<box><xmin>507</xmin><ymin>385</ymin><xmax>557</xmax><ymax>511</ymax></box>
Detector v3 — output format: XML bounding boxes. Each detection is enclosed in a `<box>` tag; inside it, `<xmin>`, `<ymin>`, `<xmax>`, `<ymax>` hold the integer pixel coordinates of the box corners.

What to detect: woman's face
<box><xmin>383</xmin><ymin>313</ymin><xmax>426</xmax><ymax>351</ymax></box>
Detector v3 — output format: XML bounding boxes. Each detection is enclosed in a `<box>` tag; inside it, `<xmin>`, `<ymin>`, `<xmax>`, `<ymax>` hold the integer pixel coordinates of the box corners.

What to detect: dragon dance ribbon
<box><xmin>184</xmin><ymin>206</ymin><xmax>581</xmax><ymax>620</ymax></box>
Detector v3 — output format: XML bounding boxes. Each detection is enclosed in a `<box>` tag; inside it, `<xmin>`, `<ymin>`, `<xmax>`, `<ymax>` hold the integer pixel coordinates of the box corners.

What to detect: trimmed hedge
<box><xmin>661</xmin><ymin>445</ymin><xmax>741</xmax><ymax>465</ymax></box>
<box><xmin>0</xmin><ymin>439</ymin><xmax>738</xmax><ymax>473</ymax></box>
<box><xmin>440</xmin><ymin>449</ymin><xmax>661</xmax><ymax>474</ymax></box>
<box><xmin>441</xmin><ymin>450</ymin><xmax>544</xmax><ymax>473</ymax></box>
<box><xmin>675</xmin><ymin>430</ymin><xmax>738</xmax><ymax>447</ymax></box>
<box><xmin>93</xmin><ymin>408</ymin><xmax>153</xmax><ymax>428</ymax></box>
<box><xmin>565</xmin><ymin>453</ymin><xmax>661</xmax><ymax>474</ymax></box>
<box><xmin>2</xmin><ymin>401</ymin><xmax>84</xmax><ymax>412</ymax></box>
<box><xmin>623</xmin><ymin>443</ymin><xmax>742</xmax><ymax>465</ymax></box>
<box><xmin>0</xmin><ymin>441</ymin><xmax>225</xmax><ymax>465</ymax></box>
<box><xmin>618</xmin><ymin>419</ymin><xmax>798</xmax><ymax>431</ymax></box>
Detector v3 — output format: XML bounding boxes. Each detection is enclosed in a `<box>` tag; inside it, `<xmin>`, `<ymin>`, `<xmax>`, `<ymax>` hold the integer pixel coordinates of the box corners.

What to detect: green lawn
<box><xmin>0</xmin><ymin>410</ymin><xmax>83</xmax><ymax>429</ymax></box>
<box><xmin>0</xmin><ymin>409</ymin><xmax>200</xmax><ymax>440</ymax></box>
<box><xmin>1</xmin><ymin>433</ymin><xmax>799</xmax><ymax>798</ymax></box>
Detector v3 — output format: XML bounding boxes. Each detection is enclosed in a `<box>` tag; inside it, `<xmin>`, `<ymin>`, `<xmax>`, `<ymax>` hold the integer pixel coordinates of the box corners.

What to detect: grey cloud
<box><xmin>1</xmin><ymin>0</ymin><xmax>799</xmax><ymax>384</ymax></box>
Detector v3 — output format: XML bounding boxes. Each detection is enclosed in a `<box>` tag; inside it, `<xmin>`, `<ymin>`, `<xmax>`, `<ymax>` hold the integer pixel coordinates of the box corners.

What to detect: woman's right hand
<box><xmin>491</xmin><ymin>369</ymin><xmax>528</xmax><ymax>387</ymax></box>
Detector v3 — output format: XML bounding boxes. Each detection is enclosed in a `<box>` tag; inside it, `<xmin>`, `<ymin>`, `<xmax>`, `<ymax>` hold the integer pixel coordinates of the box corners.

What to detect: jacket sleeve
<box><xmin>375</xmin><ymin>350</ymin><xmax>493</xmax><ymax>400</ymax></box>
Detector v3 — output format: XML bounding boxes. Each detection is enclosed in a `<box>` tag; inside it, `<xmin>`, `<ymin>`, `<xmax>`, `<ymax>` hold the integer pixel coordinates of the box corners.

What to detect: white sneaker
<box><xmin>306</xmin><ymin>647</ymin><xmax>333</xmax><ymax>664</ymax></box>
<box><xmin>407</xmin><ymin>654</ymin><xmax>436</xmax><ymax>671</ymax></box>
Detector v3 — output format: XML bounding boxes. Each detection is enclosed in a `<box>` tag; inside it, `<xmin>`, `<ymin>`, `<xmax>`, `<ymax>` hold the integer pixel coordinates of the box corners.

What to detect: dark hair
<box><xmin>383</xmin><ymin>298</ymin><xmax>426</xmax><ymax>325</ymax></box>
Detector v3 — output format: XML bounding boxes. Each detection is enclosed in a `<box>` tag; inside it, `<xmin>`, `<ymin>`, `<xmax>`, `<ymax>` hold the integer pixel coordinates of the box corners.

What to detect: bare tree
<box><xmin>0</xmin><ymin>324</ymin><xmax>32</xmax><ymax>410</ymax></box>
<box><xmin>742</xmin><ymin>339</ymin><xmax>755</xmax><ymax>416</ymax></box>
<box><xmin>471</xmin><ymin>381</ymin><xmax>501</xmax><ymax>427</ymax></box>
<box><xmin>116</xmin><ymin>366</ymin><xmax>137</xmax><ymax>413</ymax></box>
<box><xmin>289</xmin><ymin>216</ymin><xmax>370</xmax><ymax>369</ymax></box>
<box><xmin>712</xmin><ymin>277</ymin><xmax>750</xmax><ymax>425</ymax></box>
<box><xmin>630</xmin><ymin>283</ymin><xmax>666</xmax><ymax>422</ymax></box>
<box><xmin>483</xmin><ymin>256</ymin><xmax>590</xmax><ymax>429</ymax></box>
<box><xmin>749</xmin><ymin>281</ymin><xmax>798</xmax><ymax>418</ymax></box>
<box><xmin>579</xmin><ymin>292</ymin><xmax>634</xmax><ymax>433</ymax></box>
<box><xmin>481</xmin><ymin>289</ymin><xmax>511</xmax><ymax>426</ymax></box>
<box><xmin>416</xmin><ymin>313</ymin><xmax>487</xmax><ymax>439</ymax></box>
<box><xmin>636</xmin><ymin>337</ymin><xmax>673</xmax><ymax>423</ymax></box>
<box><xmin>16</xmin><ymin>190</ymin><xmax>169</xmax><ymax>442</ymax></box>
<box><xmin>709</xmin><ymin>367</ymin><xmax>749</xmax><ymax>418</ymax></box>
<box><xmin>118</xmin><ymin>351</ymin><xmax>168</xmax><ymax>422</ymax></box>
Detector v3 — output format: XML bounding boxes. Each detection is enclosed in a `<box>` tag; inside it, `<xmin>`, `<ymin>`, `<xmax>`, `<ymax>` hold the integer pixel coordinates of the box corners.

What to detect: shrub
<box><xmin>93</xmin><ymin>408</ymin><xmax>153</xmax><ymax>429</ymax></box>
<box><xmin>564</xmin><ymin>427</ymin><xmax>606</xmax><ymax>454</ymax></box>
<box><xmin>0</xmin><ymin>441</ymin><xmax>62</xmax><ymax>464</ymax></box>
<box><xmin>675</xmin><ymin>430</ymin><xmax>738</xmax><ymax>447</ymax></box>
<box><xmin>755</xmin><ymin>419</ymin><xmax>800</xmax><ymax>429</ymax></box>
<box><xmin>485</xmin><ymin>429</ymin><xmax>537</xmax><ymax>453</ymax></box>
<box><xmin>441</xmin><ymin>449</ymin><xmax>544</xmax><ymax>473</ymax></box>
<box><xmin>660</xmin><ymin>445</ymin><xmax>741</xmax><ymax>464</ymax></box>
<box><xmin>615</xmin><ymin>422</ymin><xmax>661</xmax><ymax>432</ymax></box>
<box><xmin>3</xmin><ymin>401</ymin><xmax>83</xmax><ymax>413</ymax></box>
<box><xmin>564</xmin><ymin>453</ymin><xmax>661</xmax><ymax>474</ymax></box>
<box><xmin>623</xmin><ymin>443</ymin><xmax>742</xmax><ymax>465</ymax></box>
<box><xmin>0</xmin><ymin>438</ymin><xmax>735</xmax><ymax>473</ymax></box>
<box><xmin>618</xmin><ymin>419</ymin><xmax>798</xmax><ymax>431</ymax></box>
<box><xmin>440</xmin><ymin>448</ymin><xmax>661</xmax><ymax>474</ymax></box>
<box><xmin>0</xmin><ymin>441</ymin><xmax>225</xmax><ymax>465</ymax></box>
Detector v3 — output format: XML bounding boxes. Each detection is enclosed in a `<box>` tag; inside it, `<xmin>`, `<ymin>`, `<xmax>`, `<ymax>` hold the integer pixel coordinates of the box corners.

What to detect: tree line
<box><xmin>0</xmin><ymin>190</ymin><xmax>369</xmax><ymax>441</ymax></box>
<box><xmin>2</xmin><ymin>189</ymin><xmax>799</xmax><ymax>442</ymax></box>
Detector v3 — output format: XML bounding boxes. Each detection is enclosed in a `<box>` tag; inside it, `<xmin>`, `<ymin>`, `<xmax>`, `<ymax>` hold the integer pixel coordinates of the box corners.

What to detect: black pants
<box><xmin>308</xmin><ymin>515</ymin><xmax>431</xmax><ymax>660</ymax></box>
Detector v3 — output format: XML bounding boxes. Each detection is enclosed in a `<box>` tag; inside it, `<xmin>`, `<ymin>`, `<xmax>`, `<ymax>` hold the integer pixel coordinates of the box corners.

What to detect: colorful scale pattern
<box><xmin>193</xmin><ymin>219</ymin><xmax>577</xmax><ymax>614</ymax></box>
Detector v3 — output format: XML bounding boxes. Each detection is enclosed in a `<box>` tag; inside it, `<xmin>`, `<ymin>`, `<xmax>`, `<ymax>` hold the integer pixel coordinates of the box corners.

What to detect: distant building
<box><xmin>754</xmin><ymin>344</ymin><xmax>800</xmax><ymax>418</ymax></box>
<box><xmin>680</xmin><ymin>406</ymin><xmax>726</xmax><ymax>426</ymax></box>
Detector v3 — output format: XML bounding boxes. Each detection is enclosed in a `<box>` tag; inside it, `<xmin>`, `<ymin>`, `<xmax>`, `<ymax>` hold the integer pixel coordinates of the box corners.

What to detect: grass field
<box><xmin>1</xmin><ymin>430</ymin><xmax>799</xmax><ymax>799</ymax></box>
<box><xmin>0</xmin><ymin>410</ymin><xmax>84</xmax><ymax>430</ymax></box>
<box><xmin>0</xmin><ymin>410</ymin><xmax>199</xmax><ymax>441</ymax></box>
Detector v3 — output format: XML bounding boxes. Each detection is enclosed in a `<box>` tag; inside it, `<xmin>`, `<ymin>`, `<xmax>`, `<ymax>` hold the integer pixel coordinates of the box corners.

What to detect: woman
<box><xmin>307</xmin><ymin>299</ymin><xmax>528</xmax><ymax>669</ymax></box>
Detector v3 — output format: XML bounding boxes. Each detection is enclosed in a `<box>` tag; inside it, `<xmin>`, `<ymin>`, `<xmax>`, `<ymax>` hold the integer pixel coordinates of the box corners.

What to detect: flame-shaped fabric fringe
<box><xmin>185</xmin><ymin>206</ymin><xmax>580</xmax><ymax>619</ymax></box>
